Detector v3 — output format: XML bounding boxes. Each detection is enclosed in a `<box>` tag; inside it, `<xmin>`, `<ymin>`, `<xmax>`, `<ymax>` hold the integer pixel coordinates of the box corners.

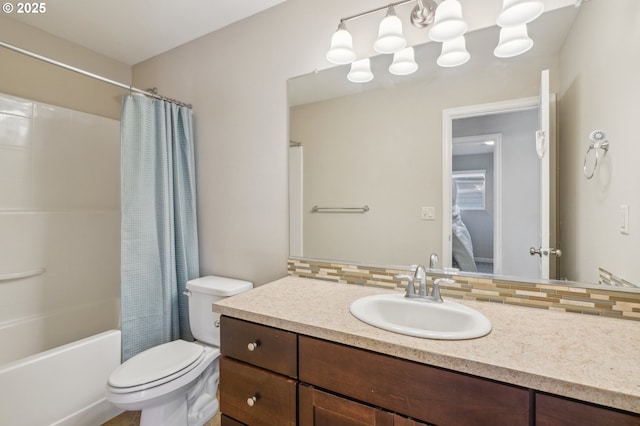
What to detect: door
<box><xmin>299</xmin><ymin>385</ymin><xmax>394</xmax><ymax>426</ymax></box>
<box><xmin>536</xmin><ymin>69</ymin><xmax>559</xmax><ymax>280</ymax></box>
<box><xmin>443</xmin><ymin>72</ymin><xmax>556</xmax><ymax>280</ymax></box>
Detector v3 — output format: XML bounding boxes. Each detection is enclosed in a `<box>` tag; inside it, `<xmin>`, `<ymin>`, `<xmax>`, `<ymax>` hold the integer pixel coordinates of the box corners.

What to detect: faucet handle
<box><xmin>431</xmin><ymin>278</ymin><xmax>454</xmax><ymax>302</ymax></box>
<box><xmin>395</xmin><ymin>274</ymin><xmax>416</xmax><ymax>297</ymax></box>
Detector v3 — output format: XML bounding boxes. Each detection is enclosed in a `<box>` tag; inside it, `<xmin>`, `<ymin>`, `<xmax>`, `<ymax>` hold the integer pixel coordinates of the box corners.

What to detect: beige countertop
<box><xmin>213</xmin><ymin>276</ymin><xmax>640</xmax><ymax>414</ymax></box>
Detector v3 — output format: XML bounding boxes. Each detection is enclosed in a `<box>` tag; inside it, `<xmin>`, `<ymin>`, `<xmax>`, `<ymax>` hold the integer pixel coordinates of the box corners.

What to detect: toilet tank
<box><xmin>186</xmin><ymin>276</ymin><xmax>253</xmax><ymax>346</ymax></box>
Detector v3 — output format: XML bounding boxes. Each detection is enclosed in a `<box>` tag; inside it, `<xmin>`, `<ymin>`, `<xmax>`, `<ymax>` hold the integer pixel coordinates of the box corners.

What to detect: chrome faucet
<box><xmin>412</xmin><ymin>264</ymin><xmax>428</xmax><ymax>297</ymax></box>
<box><xmin>393</xmin><ymin>264</ymin><xmax>451</xmax><ymax>303</ymax></box>
<box><xmin>429</xmin><ymin>253</ymin><xmax>439</xmax><ymax>269</ymax></box>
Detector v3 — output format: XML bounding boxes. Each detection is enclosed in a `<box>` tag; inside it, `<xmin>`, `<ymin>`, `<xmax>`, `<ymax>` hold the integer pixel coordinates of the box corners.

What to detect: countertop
<box><xmin>213</xmin><ymin>276</ymin><xmax>640</xmax><ymax>414</ymax></box>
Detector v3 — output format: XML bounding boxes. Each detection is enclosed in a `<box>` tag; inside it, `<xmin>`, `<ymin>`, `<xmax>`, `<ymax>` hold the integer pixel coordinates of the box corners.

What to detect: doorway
<box><xmin>443</xmin><ymin>98</ymin><xmax>545</xmax><ymax>280</ymax></box>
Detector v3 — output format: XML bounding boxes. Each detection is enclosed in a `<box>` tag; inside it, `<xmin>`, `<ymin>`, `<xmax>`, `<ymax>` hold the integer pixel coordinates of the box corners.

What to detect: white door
<box><xmin>536</xmin><ymin>69</ymin><xmax>559</xmax><ymax>280</ymax></box>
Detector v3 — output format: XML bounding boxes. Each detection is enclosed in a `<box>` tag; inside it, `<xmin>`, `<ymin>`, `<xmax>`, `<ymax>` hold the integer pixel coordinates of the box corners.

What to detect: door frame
<box><xmin>442</xmin><ymin>97</ymin><xmax>540</xmax><ymax>271</ymax></box>
<box><xmin>451</xmin><ymin>132</ymin><xmax>503</xmax><ymax>274</ymax></box>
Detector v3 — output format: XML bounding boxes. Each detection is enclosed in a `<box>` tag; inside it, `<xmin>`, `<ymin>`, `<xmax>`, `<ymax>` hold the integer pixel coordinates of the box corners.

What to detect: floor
<box><xmin>101</xmin><ymin>411</ymin><xmax>221</xmax><ymax>426</ymax></box>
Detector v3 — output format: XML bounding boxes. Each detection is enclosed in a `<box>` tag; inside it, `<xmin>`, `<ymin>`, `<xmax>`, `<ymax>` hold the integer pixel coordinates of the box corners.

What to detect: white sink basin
<box><xmin>350</xmin><ymin>293</ymin><xmax>492</xmax><ymax>340</ymax></box>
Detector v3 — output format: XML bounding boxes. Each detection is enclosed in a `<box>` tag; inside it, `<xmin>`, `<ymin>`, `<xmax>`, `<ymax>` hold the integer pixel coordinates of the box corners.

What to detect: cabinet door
<box><xmin>536</xmin><ymin>393</ymin><xmax>640</xmax><ymax>426</ymax></box>
<box><xmin>299</xmin><ymin>385</ymin><xmax>394</xmax><ymax>426</ymax></box>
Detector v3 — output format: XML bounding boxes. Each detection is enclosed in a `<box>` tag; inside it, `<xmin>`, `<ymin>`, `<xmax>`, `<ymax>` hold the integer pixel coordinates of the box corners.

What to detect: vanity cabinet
<box><xmin>535</xmin><ymin>393</ymin><xmax>640</xmax><ymax>426</ymax></box>
<box><xmin>219</xmin><ymin>316</ymin><xmax>640</xmax><ymax>426</ymax></box>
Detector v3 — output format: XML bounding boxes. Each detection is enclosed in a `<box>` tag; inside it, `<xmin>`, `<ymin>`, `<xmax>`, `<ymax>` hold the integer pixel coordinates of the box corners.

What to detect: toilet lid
<box><xmin>108</xmin><ymin>340</ymin><xmax>204</xmax><ymax>388</ymax></box>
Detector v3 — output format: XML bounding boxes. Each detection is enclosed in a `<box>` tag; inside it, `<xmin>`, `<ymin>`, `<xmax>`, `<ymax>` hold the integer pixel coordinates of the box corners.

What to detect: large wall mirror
<box><xmin>288</xmin><ymin>0</ymin><xmax>639</xmax><ymax>290</ymax></box>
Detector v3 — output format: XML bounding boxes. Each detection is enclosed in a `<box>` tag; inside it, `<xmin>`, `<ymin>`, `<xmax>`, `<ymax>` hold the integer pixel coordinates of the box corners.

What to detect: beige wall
<box><xmin>558</xmin><ymin>0</ymin><xmax>640</xmax><ymax>285</ymax></box>
<box><xmin>0</xmin><ymin>15</ymin><xmax>131</xmax><ymax>119</ymax></box>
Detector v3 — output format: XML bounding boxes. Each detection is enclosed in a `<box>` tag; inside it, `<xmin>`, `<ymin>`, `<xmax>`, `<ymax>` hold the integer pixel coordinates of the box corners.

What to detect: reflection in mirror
<box><xmin>288</xmin><ymin>1</ymin><xmax>639</xmax><ymax>290</ymax></box>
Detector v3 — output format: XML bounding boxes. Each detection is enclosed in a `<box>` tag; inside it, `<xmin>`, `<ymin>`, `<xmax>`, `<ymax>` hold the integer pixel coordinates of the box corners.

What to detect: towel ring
<box><xmin>583</xmin><ymin>130</ymin><xmax>609</xmax><ymax>179</ymax></box>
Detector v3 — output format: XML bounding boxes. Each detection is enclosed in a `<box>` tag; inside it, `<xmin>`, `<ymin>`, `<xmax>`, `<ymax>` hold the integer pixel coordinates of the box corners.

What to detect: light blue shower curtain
<box><xmin>120</xmin><ymin>94</ymin><xmax>199</xmax><ymax>361</ymax></box>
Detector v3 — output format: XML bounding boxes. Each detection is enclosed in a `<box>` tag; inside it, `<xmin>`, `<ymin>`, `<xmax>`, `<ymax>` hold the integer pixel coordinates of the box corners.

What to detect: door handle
<box><xmin>530</xmin><ymin>247</ymin><xmax>562</xmax><ymax>257</ymax></box>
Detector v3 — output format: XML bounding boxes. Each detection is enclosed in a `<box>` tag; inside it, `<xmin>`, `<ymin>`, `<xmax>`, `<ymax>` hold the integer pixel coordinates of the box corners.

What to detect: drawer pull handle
<box><xmin>247</xmin><ymin>396</ymin><xmax>257</xmax><ymax>407</ymax></box>
<box><xmin>247</xmin><ymin>341</ymin><xmax>260</xmax><ymax>351</ymax></box>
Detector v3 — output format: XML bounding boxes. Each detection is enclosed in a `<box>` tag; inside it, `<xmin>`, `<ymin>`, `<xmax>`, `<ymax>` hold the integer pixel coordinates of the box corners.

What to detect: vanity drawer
<box><xmin>220</xmin><ymin>316</ymin><xmax>297</xmax><ymax>377</ymax></box>
<box><xmin>220</xmin><ymin>357</ymin><xmax>297</xmax><ymax>426</ymax></box>
<box><xmin>299</xmin><ymin>336</ymin><xmax>530</xmax><ymax>426</ymax></box>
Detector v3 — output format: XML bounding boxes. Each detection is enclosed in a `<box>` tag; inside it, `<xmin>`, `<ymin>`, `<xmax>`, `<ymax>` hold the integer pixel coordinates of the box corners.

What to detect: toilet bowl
<box><xmin>106</xmin><ymin>276</ymin><xmax>252</xmax><ymax>426</ymax></box>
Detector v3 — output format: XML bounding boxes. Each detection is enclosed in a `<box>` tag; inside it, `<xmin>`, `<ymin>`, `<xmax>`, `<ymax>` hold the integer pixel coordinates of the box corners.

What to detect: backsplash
<box><xmin>288</xmin><ymin>258</ymin><xmax>640</xmax><ymax>322</ymax></box>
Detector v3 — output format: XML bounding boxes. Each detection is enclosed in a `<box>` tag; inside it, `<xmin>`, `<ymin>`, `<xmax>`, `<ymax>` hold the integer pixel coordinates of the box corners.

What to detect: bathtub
<box><xmin>0</xmin><ymin>330</ymin><xmax>122</xmax><ymax>426</ymax></box>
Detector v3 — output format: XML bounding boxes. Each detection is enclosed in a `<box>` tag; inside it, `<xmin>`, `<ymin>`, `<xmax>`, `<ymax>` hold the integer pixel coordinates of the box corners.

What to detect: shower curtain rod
<box><xmin>0</xmin><ymin>40</ymin><xmax>192</xmax><ymax>108</ymax></box>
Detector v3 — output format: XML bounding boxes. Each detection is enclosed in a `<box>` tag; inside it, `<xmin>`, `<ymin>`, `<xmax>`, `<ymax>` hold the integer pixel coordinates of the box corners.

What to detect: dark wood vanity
<box><xmin>219</xmin><ymin>316</ymin><xmax>640</xmax><ymax>426</ymax></box>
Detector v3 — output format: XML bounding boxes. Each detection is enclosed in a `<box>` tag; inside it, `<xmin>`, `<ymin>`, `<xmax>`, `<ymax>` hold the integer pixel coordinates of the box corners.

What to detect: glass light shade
<box><xmin>437</xmin><ymin>36</ymin><xmax>470</xmax><ymax>67</ymax></box>
<box><xmin>326</xmin><ymin>23</ymin><xmax>356</xmax><ymax>65</ymax></box>
<box><xmin>347</xmin><ymin>58</ymin><xmax>374</xmax><ymax>83</ymax></box>
<box><xmin>428</xmin><ymin>0</ymin><xmax>468</xmax><ymax>42</ymax></box>
<box><xmin>497</xmin><ymin>0</ymin><xmax>544</xmax><ymax>26</ymax></box>
<box><xmin>373</xmin><ymin>7</ymin><xmax>407</xmax><ymax>54</ymax></box>
<box><xmin>494</xmin><ymin>24</ymin><xmax>534</xmax><ymax>58</ymax></box>
<box><xmin>389</xmin><ymin>47</ymin><xmax>418</xmax><ymax>76</ymax></box>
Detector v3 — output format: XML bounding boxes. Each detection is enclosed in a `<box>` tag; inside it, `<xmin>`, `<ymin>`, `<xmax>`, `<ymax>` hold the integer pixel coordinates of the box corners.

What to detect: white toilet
<box><xmin>106</xmin><ymin>276</ymin><xmax>253</xmax><ymax>426</ymax></box>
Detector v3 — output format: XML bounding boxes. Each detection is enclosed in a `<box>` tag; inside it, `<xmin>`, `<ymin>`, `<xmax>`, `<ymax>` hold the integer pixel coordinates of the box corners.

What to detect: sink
<box><xmin>349</xmin><ymin>293</ymin><xmax>492</xmax><ymax>340</ymax></box>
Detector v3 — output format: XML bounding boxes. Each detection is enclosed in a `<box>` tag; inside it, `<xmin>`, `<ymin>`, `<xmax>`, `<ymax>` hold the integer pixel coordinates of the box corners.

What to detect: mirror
<box><xmin>288</xmin><ymin>1</ymin><xmax>639</xmax><ymax>289</ymax></box>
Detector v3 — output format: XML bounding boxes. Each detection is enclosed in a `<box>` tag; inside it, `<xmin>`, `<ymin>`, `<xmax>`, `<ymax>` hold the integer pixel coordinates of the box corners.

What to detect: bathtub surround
<box><xmin>120</xmin><ymin>95</ymin><xmax>199</xmax><ymax>361</ymax></box>
<box><xmin>0</xmin><ymin>92</ymin><xmax>120</xmax><ymax>365</ymax></box>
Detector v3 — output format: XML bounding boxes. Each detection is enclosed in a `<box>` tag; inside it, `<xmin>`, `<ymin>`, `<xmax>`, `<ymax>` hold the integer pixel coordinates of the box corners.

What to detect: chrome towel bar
<box><xmin>311</xmin><ymin>205</ymin><xmax>370</xmax><ymax>213</ymax></box>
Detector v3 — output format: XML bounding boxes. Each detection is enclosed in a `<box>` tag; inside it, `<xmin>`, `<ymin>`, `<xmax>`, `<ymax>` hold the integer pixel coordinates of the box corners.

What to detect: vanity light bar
<box><xmin>339</xmin><ymin>0</ymin><xmax>416</xmax><ymax>24</ymax></box>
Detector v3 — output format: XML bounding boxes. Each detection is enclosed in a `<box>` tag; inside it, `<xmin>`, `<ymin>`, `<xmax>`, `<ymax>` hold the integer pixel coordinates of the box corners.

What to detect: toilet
<box><xmin>106</xmin><ymin>276</ymin><xmax>253</xmax><ymax>426</ymax></box>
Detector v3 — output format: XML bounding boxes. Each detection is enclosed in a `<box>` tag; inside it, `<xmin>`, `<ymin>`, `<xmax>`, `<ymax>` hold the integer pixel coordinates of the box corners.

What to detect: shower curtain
<box><xmin>120</xmin><ymin>94</ymin><xmax>199</xmax><ymax>361</ymax></box>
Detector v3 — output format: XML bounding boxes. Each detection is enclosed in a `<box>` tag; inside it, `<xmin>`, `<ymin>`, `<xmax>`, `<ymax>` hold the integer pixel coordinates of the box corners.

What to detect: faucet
<box><xmin>412</xmin><ymin>264</ymin><xmax>428</xmax><ymax>297</ymax></box>
<box><xmin>429</xmin><ymin>253</ymin><xmax>439</xmax><ymax>269</ymax></box>
<box><xmin>391</xmin><ymin>265</ymin><xmax>449</xmax><ymax>303</ymax></box>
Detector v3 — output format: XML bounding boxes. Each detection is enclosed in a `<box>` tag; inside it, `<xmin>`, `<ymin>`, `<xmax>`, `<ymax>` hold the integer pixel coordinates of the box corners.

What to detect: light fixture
<box><xmin>389</xmin><ymin>47</ymin><xmax>419</xmax><ymax>75</ymax></box>
<box><xmin>437</xmin><ymin>36</ymin><xmax>470</xmax><ymax>67</ymax></box>
<box><xmin>326</xmin><ymin>21</ymin><xmax>356</xmax><ymax>65</ymax></box>
<box><xmin>374</xmin><ymin>6</ymin><xmax>407</xmax><ymax>54</ymax></box>
<box><xmin>326</xmin><ymin>0</ymin><xmax>544</xmax><ymax>83</ymax></box>
<box><xmin>497</xmin><ymin>0</ymin><xmax>544</xmax><ymax>27</ymax></box>
<box><xmin>347</xmin><ymin>58</ymin><xmax>374</xmax><ymax>83</ymax></box>
<box><xmin>428</xmin><ymin>0</ymin><xmax>468</xmax><ymax>42</ymax></box>
<box><xmin>494</xmin><ymin>24</ymin><xmax>534</xmax><ymax>58</ymax></box>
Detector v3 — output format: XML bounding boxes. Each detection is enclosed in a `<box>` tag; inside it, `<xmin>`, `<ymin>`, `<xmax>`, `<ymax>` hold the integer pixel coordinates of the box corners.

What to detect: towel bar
<box><xmin>311</xmin><ymin>205</ymin><xmax>369</xmax><ymax>213</ymax></box>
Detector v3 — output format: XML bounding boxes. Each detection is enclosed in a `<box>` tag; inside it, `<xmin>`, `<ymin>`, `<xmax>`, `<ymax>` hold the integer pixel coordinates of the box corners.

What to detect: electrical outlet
<box><xmin>421</xmin><ymin>206</ymin><xmax>435</xmax><ymax>221</ymax></box>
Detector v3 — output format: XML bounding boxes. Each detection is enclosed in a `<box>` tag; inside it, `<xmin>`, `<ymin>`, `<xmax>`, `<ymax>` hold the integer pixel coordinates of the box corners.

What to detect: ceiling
<box><xmin>7</xmin><ymin>0</ymin><xmax>287</xmax><ymax>65</ymax></box>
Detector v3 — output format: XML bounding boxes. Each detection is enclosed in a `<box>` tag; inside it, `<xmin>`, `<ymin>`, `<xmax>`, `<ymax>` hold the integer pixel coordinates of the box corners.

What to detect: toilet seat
<box><xmin>108</xmin><ymin>340</ymin><xmax>207</xmax><ymax>393</ymax></box>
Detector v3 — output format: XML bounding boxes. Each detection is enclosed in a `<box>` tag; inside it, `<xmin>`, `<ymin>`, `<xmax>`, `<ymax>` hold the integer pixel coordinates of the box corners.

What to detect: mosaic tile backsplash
<box><xmin>288</xmin><ymin>258</ymin><xmax>640</xmax><ymax>322</ymax></box>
